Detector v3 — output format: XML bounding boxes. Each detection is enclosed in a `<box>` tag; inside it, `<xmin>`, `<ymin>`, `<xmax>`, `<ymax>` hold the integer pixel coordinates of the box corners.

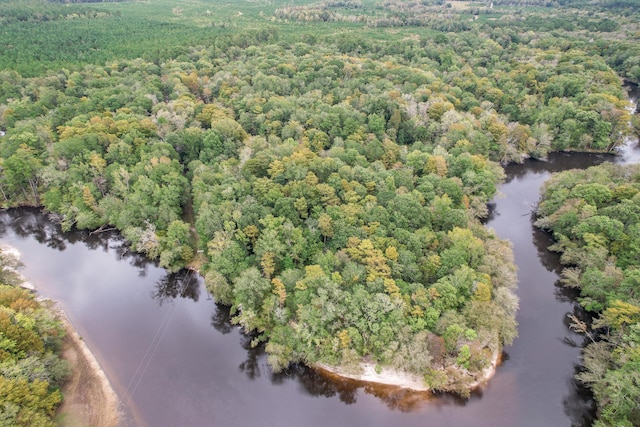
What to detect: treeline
<box><xmin>559</xmin><ymin>0</ymin><xmax>640</xmax><ymax>9</ymax></box>
<box><xmin>0</xmin><ymin>0</ymin><xmax>113</xmax><ymax>24</ymax></box>
<box><xmin>536</xmin><ymin>163</ymin><xmax>640</xmax><ymax>426</ymax></box>
<box><xmin>0</xmin><ymin>250</ymin><xmax>70</xmax><ymax>427</ymax></box>
<box><xmin>273</xmin><ymin>0</ymin><xmax>639</xmax><ymax>83</ymax></box>
<box><xmin>474</xmin><ymin>0</ymin><xmax>639</xmax><ymax>9</ymax></box>
<box><xmin>275</xmin><ymin>0</ymin><xmax>619</xmax><ymax>32</ymax></box>
<box><xmin>1</xmin><ymin>0</ymin><xmax>638</xmax><ymax>84</ymax></box>
<box><xmin>491</xmin><ymin>0</ymin><xmax>560</xmax><ymax>6</ymax></box>
<box><xmin>273</xmin><ymin>1</ymin><xmax>485</xmax><ymax>29</ymax></box>
<box><xmin>47</xmin><ymin>0</ymin><xmax>126</xmax><ymax>3</ymax></box>
<box><xmin>0</xmin><ymin>18</ymin><xmax>279</xmax><ymax>78</ymax></box>
<box><xmin>483</xmin><ymin>13</ymin><xmax>619</xmax><ymax>32</ymax></box>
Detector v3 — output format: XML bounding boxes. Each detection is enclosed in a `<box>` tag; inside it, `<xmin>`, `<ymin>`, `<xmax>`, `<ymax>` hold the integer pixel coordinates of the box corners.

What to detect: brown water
<box><xmin>1</xmin><ymin>83</ymin><xmax>637</xmax><ymax>427</ymax></box>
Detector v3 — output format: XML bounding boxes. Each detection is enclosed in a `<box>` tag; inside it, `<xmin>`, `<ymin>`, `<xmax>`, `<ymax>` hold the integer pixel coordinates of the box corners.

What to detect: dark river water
<box><xmin>1</xmin><ymin>83</ymin><xmax>638</xmax><ymax>427</ymax></box>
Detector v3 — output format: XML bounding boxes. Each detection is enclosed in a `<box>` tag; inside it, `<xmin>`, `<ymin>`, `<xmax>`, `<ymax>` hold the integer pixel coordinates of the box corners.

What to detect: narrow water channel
<box><xmin>1</xmin><ymin>84</ymin><xmax>637</xmax><ymax>427</ymax></box>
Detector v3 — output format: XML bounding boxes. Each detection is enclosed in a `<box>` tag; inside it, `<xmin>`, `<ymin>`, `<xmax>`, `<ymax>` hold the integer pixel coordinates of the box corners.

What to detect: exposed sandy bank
<box><xmin>315</xmin><ymin>362</ymin><xmax>430</xmax><ymax>391</ymax></box>
<box><xmin>55</xmin><ymin>310</ymin><xmax>122</xmax><ymax>427</ymax></box>
<box><xmin>314</xmin><ymin>349</ymin><xmax>501</xmax><ymax>393</ymax></box>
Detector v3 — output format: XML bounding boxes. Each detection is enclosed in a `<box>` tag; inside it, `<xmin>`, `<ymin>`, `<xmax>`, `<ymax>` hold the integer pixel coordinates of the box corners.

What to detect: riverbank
<box><xmin>54</xmin><ymin>309</ymin><xmax>121</xmax><ymax>427</ymax></box>
<box><xmin>314</xmin><ymin>349</ymin><xmax>501</xmax><ymax>393</ymax></box>
<box><xmin>1</xmin><ymin>244</ymin><xmax>121</xmax><ymax>427</ymax></box>
<box><xmin>314</xmin><ymin>362</ymin><xmax>430</xmax><ymax>391</ymax></box>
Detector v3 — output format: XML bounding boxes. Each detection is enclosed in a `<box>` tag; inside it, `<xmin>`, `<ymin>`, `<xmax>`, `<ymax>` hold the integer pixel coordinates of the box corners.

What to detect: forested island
<box><xmin>0</xmin><ymin>0</ymin><xmax>639</xmax><ymax>422</ymax></box>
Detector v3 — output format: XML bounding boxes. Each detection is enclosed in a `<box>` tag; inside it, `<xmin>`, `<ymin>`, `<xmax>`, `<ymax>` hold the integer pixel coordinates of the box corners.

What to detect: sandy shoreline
<box><xmin>315</xmin><ymin>362</ymin><xmax>430</xmax><ymax>391</ymax></box>
<box><xmin>54</xmin><ymin>309</ymin><xmax>122</xmax><ymax>427</ymax></box>
<box><xmin>314</xmin><ymin>349</ymin><xmax>501</xmax><ymax>393</ymax></box>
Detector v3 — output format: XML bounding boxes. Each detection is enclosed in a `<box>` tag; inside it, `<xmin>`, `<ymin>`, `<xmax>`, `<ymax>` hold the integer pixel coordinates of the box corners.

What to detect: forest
<box><xmin>0</xmin><ymin>0</ymin><xmax>638</xmax><ymax>419</ymax></box>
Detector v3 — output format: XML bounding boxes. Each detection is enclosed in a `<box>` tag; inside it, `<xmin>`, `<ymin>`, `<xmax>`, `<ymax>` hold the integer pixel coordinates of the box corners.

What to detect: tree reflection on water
<box><xmin>151</xmin><ymin>269</ymin><xmax>200</xmax><ymax>305</ymax></box>
<box><xmin>206</xmin><ymin>291</ymin><xmax>463</xmax><ymax>412</ymax></box>
<box><xmin>0</xmin><ymin>205</ymin><xmax>590</xmax><ymax>419</ymax></box>
<box><xmin>0</xmin><ymin>207</ymin><xmax>153</xmax><ymax>276</ymax></box>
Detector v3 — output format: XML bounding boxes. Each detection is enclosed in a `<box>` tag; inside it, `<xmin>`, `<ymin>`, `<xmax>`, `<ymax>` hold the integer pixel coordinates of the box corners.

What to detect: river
<box><xmin>0</xmin><ymin>83</ymin><xmax>637</xmax><ymax>427</ymax></box>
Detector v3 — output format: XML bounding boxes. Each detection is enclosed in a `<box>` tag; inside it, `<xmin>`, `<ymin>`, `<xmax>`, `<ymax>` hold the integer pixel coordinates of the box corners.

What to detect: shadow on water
<box><xmin>483</xmin><ymin>152</ymin><xmax>614</xmax><ymax>225</ymax></box>
<box><xmin>562</xmin><ymin>300</ymin><xmax>600</xmax><ymax>427</ymax></box>
<box><xmin>238</xmin><ymin>333</ymin><xmax>264</xmax><ymax>380</ymax></box>
<box><xmin>208</xmin><ymin>297</ymin><xmax>452</xmax><ymax>411</ymax></box>
<box><xmin>0</xmin><ymin>207</ymin><xmax>69</xmax><ymax>251</ymax></box>
<box><xmin>531</xmin><ymin>219</ymin><xmax>564</xmax><ymax>275</ymax></box>
<box><xmin>151</xmin><ymin>269</ymin><xmax>200</xmax><ymax>305</ymax></box>
<box><xmin>530</xmin><ymin>217</ymin><xmax>583</xmax><ymax>303</ymax></box>
<box><xmin>529</xmin><ymin>222</ymin><xmax>598</xmax><ymax>426</ymax></box>
<box><xmin>302</xmin><ymin>368</ymin><xmax>468</xmax><ymax>412</ymax></box>
<box><xmin>503</xmin><ymin>152</ymin><xmax>613</xmax><ymax>185</ymax></box>
<box><xmin>527</xmin><ymin>175</ymin><xmax>602</xmax><ymax>427</ymax></box>
<box><xmin>211</xmin><ymin>303</ymin><xmax>234</xmax><ymax>335</ymax></box>
<box><xmin>208</xmin><ymin>297</ymin><xmax>498</xmax><ymax>414</ymax></box>
<box><xmin>563</xmin><ymin>364</ymin><xmax>597</xmax><ymax>427</ymax></box>
<box><xmin>0</xmin><ymin>224</ymin><xmax>437</xmax><ymax>417</ymax></box>
<box><xmin>207</xmin><ymin>302</ymin><xmax>389</xmax><ymax>410</ymax></box>
<box><xmin>0</xmin><ymin>207</ymin><xmax>154</xmax><ymax>277</ymax></box>
<box><xmin>0</xmin><ymin>204</ymin><xmax>602</xmax><ymax>422</ymax></box>
<box><xmin>626</xmin><ymin>80</ymin><xmax>640</xmax><ymax>108</ymax></box>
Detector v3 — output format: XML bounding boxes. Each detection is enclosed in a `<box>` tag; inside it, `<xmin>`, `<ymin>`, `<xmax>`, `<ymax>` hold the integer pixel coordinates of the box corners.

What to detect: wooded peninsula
<box><xmin>0</xmin><ymin>0</ymin><xmax>639</xmax><ymax>425</ymax></box>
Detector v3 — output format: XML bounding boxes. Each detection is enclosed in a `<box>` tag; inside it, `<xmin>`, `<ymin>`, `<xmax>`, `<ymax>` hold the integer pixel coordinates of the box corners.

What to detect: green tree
<box><xmin>1</xmin><ymin>145</ymin><xmax>42</xmax><ymax>203</ymax></box>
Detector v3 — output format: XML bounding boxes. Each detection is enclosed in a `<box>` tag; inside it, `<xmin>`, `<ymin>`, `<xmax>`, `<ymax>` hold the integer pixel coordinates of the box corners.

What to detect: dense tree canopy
<box><xmin>0</xmin><ymin>0</ymin><xmax>636</xmax><ymax>398</ymax></box>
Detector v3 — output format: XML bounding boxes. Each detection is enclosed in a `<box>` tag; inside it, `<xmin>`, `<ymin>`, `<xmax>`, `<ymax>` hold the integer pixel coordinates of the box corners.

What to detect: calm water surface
<box><xmin>1</xmin><ymin>83</ymin><xmax>638</xmax><ymax>427</ymax></box>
